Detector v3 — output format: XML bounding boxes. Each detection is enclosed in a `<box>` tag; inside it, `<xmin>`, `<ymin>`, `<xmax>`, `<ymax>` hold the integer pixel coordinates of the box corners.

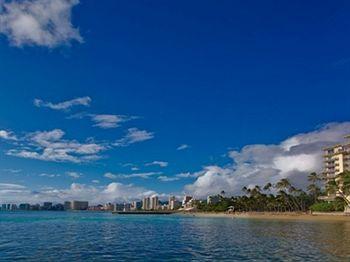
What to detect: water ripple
<box><xmin>0</xmin><ymin>212</ymin><xmax>350</xmax><ymax>261</ymax></box>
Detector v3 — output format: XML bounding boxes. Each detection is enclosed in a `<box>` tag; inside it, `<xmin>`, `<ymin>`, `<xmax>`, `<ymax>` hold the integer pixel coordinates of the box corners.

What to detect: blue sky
<box><xmin>1</xmin><ymin>0</ymin><xmax>350</xmax><ymax>203</ymax></box>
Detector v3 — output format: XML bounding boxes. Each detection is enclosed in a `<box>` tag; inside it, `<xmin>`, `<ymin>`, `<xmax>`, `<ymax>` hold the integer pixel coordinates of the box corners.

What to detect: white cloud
<box><xmin>177</xmin><ymin>144</ymin><xmax>189</xmax><ymax>151</ymax></box>
<box><xmin>104</xmin><ymin>172</ymin><xmax>117</xmax><ymax>179</ymax></box>
<box><xmin>176</xmin><ymin>172</ymin><xmax>201</xmax><ymax>179</ymax></box>
<box><xmin>0</xmin><ymin>183</ymin><xmax>26</xmax><ymax>190</ymax></box>
<box><xmin>114</xmin><ymin>128</ymin><xmax>154</xmax><ymax>147</ymax></box>
<box><xmin>273</xmin><ymin>154</ymin><xmax>319</xmax><ymax>174</ymax></box>
<box><xmin>7</xmin><ymin>129</ymin><xmax>106</xmax><ymax>163</ymax></box>
<box><xmin>158</xmin><ymin>176</ymin><xmax>179</xmax><ymax>182</ymax></box>
<box><xmin>146</xmin><ymin>161</ymin><xmax>168</xmax><ymax>168</ymax></box>
<box><xmin>30</xmin><ymin>128</ymin><xmax>65</xmax><ymax>142</ymax></box>
<box><xmin>122</xmin><ymin>172</ymin><xmax>161</xmax><ymax>179</ymax></box>
<box><xmin>0</xmin><ymin>182</ymin><xmax>159</xmax><ymax>204</ymax></box>
<box><xmin>121</xmin><ymin>163</ymin><xmax>139</xmax><ymax>171</ymax></box>
<box><xmin>184</xmin><ymin>122</ymin><xmax>350</xmax><ymax>199</ymax></box>
<box><xmin>91</xmin><ymin>180</ymin><xmax>99</xmax><ymax>184</ymax></box>
<box><xmin>0</xmin><ymin>0</ymin><xmax>83</xmax><ymax>47</ymax></box>
<box><xmin>100</xmin><ymin>183</ymin><xmax>157</xmax><ymax>203</ymax></box>
<box><xmin>68</xmin><ymin>113</ymin><xmax>137</xmax><ymax>129</ymax></box>
<box><xmin>3</xmin><ymin>168</ymin><xmax>22</xmax><ymax>173</ymax></box>
<box><xmin>66</xmin><ymin>171</ymin><xmax>81</xmax><ymax>179</ymax></box>
<box><xmin>104</xmin><ymin>172</ymin><xmax>161</xmax><ymax>180</ymax></box>
<box><xmin>90</xmin><ymin>114</ymin><xmax>134</xmax><ymax>129</ymax></box>
<box><xmin>34</xmin><ymin>96</ymin><xmax>91</xmax><ymax>111</ymax></box>
<box><xmin>0</xmin><ymin>130</ymin><xmax>17</xmax><ymax>140</ymax></box>
<box><xmin>39</xmin><ymin>173</ymin><xmax>60</xmax><ymax>178</ymax></box>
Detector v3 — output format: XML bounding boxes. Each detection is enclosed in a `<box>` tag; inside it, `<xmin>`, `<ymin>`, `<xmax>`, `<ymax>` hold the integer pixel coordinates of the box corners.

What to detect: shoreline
<box><xmin>179</xmin><ymin>211</ymin><xmax>350</xmax><ymax>222</ymax></box>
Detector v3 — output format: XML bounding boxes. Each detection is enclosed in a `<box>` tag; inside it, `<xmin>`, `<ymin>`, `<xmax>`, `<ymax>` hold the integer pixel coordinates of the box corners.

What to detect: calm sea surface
<box><xmin>1</xmin><ymin>212</ymin><xmax>350</xmax><ymax>261</ymax></box>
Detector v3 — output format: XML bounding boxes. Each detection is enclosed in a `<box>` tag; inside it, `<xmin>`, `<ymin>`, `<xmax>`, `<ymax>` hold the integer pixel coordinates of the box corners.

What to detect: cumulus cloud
<box><xmin>0</xmin><ymin>0</ymin><xmax>83</xmax><ymax>47</ymax></box>
<box><xmin>146</xmin><ymin>161</ymin><xmax>168</xmax><ymax>168</ymax></box>
<box><xmin>184</xmin><ymin>122</ymin><xmax>350</xmax><ymax>198</ymax></box>
<box><xmin>114</xmin><ymin>128</ymin><xmax>154</xmax><ymax>147</ymax></box>
<box><xmin>7</xmin><ymin>129</ymin><xmax>106</xmax><ymax>163</ymax></box>
<box><xmin>34</xmin><ymin>96</ymin><xmax>91</xmax><ymax>111</ymax></box>
<box><xmin>0</xmin><ymin>130</ymin><xmax>17</xmax><ymax>140</ymax></box>
<box><xmin>177</xmin><ymin>144</ymin><xmax>189</xmax><ymax>151</ymax></box>
<box><xmin>0</xmin><ymin>182</ymin><xmax>158</xmax><ymax>204</ymax></box>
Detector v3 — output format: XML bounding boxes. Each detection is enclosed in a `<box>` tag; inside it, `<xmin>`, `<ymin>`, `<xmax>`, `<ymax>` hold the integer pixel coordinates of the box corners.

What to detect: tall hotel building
<box><xmin>150</xmin><ymin>196</ymin><xmax>159</xmax><ymax>210</ymax></box>
<box><xmin>142</xmin><ymin>197</ymin><xmax>150</xmax><ymax>210</ymax></box>
<box><xmin>323</xmin><ymin>135</ymin><xmax>350</xmax><ymax>180</ymax></box>
<box><xmin>169</xmin><ymin>196</ymin><xmax>176</xmax><ymax>210</ymax></box>
<box><xmin>71</xmin><ymin>201</ymin><xmax>89</xmax><ymax>210</ymax></box>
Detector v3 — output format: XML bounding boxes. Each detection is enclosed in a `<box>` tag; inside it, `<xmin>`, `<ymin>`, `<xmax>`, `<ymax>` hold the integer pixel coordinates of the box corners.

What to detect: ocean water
<box><xmin>0</xmin><ymin>212</ymin><xmax>350</xmax><ymax>261</ymax></box>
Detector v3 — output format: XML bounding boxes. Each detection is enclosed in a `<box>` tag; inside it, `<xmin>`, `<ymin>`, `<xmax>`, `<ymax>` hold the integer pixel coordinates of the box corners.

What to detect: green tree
<box><xmin>330</xmin><ymin>171</ymin><xmax>350</xmax><ymax>207</ymax></box>
<box><xmin>307</xmin><ymin>172</ymin><xmax>321</xmax><ymax>203</ymax></box>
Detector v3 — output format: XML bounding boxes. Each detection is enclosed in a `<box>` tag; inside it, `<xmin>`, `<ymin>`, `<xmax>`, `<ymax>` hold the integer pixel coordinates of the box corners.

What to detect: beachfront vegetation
<box><xmin>197</xmin><ymin>178</ymin><xmax>316</xmax><ymax>212</ymax></box>
<box><xmin>196</xmin><ymin>172</ymin><xmax>350</xmax><ymax>213</ymax></box>
<box><xmin>325</xmin><ymin>171</ymin><xmax>350</xmax><ymax>207</ymax></box>
<box><xmin>310</xmin><ymin>198</ymin><xmax>345</xmax><ymax>212</ymax></box>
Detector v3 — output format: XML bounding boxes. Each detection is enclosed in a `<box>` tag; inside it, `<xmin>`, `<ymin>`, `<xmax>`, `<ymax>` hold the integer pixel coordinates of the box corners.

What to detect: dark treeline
<box><xmin>197</xmin><ymin>172</ymin><xmax>346</xmax><ymax>212</ymax></box>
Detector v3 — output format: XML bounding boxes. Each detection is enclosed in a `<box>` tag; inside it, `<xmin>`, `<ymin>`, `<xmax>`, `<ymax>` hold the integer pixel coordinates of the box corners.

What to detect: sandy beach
<box><xmin>180</xmin><ymin>211</ymin><xmax>350</xmax><ymax>222</ymax></box>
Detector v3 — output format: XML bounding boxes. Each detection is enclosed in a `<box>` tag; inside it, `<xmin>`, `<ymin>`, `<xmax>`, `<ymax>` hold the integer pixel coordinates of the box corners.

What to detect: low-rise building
<box><xmin>104</xmin><ymin>203</ymin><xmax>114</xmax><ymax>211</ymax></box>
<box><xmin>64</xmin><ymin>201</ymin><xmax>71</xmax><ymax>210</ymax></box>
<box><xmin>182</xmin><ymin>196</ymin><xmax>193</xmax><ymax>207</ymax></box>
<box><xmin>42</xmin><ymin>202</ymin><xmax>53</xmax><ymax>210</ymax></box>
<box><xmin>19</xmin><ymin>203</ymin><xmax>31</xmax><ymax>211</ymax></box>
<box><xmin>131</xmin><ymin>201</ymin><xmax>142</xmax><ymax>211</ymax></box>
<box><xmin>114</xmin><ymin>203</ymin><xmax>124</xmax><ymax>211</ymax></box>
<box><xmin>123</xmin><ymin>203</ymin><xmax>131</xmax><ymax>211</ymax></box>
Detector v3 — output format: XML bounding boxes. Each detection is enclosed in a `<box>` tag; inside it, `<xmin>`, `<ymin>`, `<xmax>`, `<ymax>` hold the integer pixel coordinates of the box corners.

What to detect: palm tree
<box><xmin>307</xmin><ymin>172</ymin><xmax>321</xmax><ymax>203</ymax></box>
<box><xmin>330</xmin><ymin>171</ymin><xmax>350</xmax><ymax>207</ymax></box>
<box><xmin>196</xmin><ymin>179</ymin><xmax>319</xmax><ymax>213</ymax></box>
<box><xmin>307</xmin><ymin>183</ymin><xmax>320</xmax><ymax>203</ymax></box>
<box><xmin>263</xmin><ymin>183</ymin><xmax>272</xmax><ymax>192</ymax></box>
<box><xmin>308</xmin><ymin>172</ymin><xmax>320</xmax><ymax>184</ymax></box>
<box><xmin>275</xmin><ymin>178</ymin><xmax>292</xmax><ymax>192</ymax></box>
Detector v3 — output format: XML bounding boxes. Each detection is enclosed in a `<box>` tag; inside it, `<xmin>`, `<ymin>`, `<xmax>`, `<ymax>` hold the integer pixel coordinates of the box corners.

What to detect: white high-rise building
<box><xmin>150</xmin><ymin>196</ymin><xmax>159</xmax><ymax>210</ymax></box>
<box><xmin>323</xmin><ymin>135</ymin><xmax>350</xmax><ymax>179</ymax></box>
<box><xmin>168</xmin><ymin>196</ymin><xmax>179</xmax><ymax>210</ymax></box>
<box><xmin>142</xmin><ymin>197</ymin><xmax>150</xmax><ymax>210</ymax></box>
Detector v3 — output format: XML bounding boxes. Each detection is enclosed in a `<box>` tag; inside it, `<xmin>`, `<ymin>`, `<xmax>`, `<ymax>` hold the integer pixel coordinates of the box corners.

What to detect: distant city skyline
<box><xmin>0</xmin><ymin>194</ymin><xmax>186</xmax><ymax>212</ymax></box>
<box><xmin>1</xmin><ymin>1</ymin><xmax>350</xmax><ymax>204</ymax></box>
